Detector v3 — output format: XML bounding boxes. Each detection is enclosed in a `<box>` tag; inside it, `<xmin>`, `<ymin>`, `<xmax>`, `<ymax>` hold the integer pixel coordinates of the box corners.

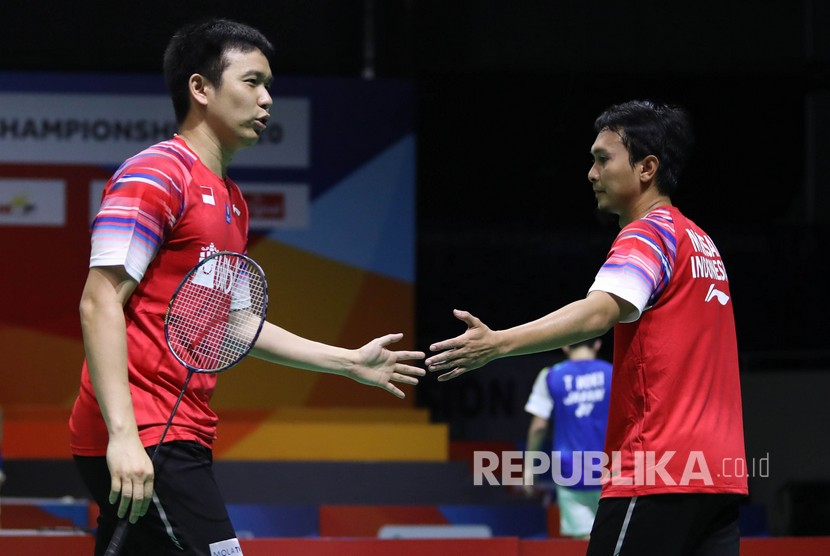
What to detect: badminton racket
<box><xmin>104</xmin><ymin>251</ymin><xmax>268</xmax><ymax>555</ymax></box>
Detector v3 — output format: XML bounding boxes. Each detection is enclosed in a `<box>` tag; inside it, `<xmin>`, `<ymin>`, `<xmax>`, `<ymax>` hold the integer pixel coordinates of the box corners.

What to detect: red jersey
<box><xmin>70</xmin><ymin>137</ymin><xmax>249</xmax><ymax>456</ymax></box>
<box><xmin>589</xmin><ymin>207</ymin><xmax>748</xmax><ymax>497</ymax></box>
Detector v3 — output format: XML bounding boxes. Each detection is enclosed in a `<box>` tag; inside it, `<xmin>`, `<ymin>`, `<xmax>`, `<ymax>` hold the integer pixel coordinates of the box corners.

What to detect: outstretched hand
<box><xmin>425</xmin><ymin>309</ymin><xmax>498</xmax><ymax>381</ymax></box>
<box><xmin>351</xmin><ymin>333</ymin><xmax>425</xmax><ymax>398</ymax></box>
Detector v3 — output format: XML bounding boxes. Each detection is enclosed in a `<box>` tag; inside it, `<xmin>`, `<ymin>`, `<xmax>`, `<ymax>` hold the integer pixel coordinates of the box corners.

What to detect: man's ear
<box><xmin>638</xmin><ymin>154</ymin><xmax>659</xmax><ymax>184</ymax></box>
<box><xmin>188</xmin><ymin>74</ymin><xmax>209</xmax><ymax>108</ymax></box>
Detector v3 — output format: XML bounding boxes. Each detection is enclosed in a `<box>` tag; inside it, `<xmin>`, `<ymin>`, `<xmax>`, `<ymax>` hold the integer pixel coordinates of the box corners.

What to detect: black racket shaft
<box><xmin>104</xmin><ymin>521</ymin><xmax>129</xmax><ymax>556</ymax></box>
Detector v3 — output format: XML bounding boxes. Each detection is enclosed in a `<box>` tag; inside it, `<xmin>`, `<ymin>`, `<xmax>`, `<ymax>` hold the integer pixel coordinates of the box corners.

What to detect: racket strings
<box><xmin>166</xmin><ymin>256</ymin><xmax>267</xmax><ymax>372</ymax></box>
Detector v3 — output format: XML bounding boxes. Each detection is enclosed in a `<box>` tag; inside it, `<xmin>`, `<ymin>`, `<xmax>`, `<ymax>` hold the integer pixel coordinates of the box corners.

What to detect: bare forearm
<box><xmin>426</xmin><ymin>291</ymin><xmax>624</xmax><ymax>381</ymax></box>
<box><xmin>81</xmin><ymin>292</ymin><xmax>137</xmax><ymax>437</ymax></box>
<box><xmin>250</xmin><ymin>322</ymin><xmax>423</xmax><ymax>399</ymax></box>
<box><xmin>495</xmin><ymin>293</ymin><xmax>620</xmax><ymax>359</ymax></box>
<box><xmin>526</xmin><ymin>425</ymin><xmax>547</xmax><ymax>452</ymax></box>
<box><xmin>81</xmin><ymin>301</ymin><xmax>139</xmax><ymax>439</ymax></box>
<box><xmin>249</xmin><ymin>321</ymin><xmax>355</xmax><ymax>375</ymax></box>
<box><xmin>79</xmin><ymin>266</ymin><xmax>140</xmax><ymax>441</ymax></box>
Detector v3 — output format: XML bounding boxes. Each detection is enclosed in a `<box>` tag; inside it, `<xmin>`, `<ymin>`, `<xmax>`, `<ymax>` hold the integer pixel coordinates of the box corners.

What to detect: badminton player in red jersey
<box><xmin>69</xmin><ymin>18</ymin><xmax>424</xmax><ymax>555</ymax></box>
<box><xmin>427</xmin><ymin>100</ymin><xmax>748</xmax><ymax>555</ymax></box>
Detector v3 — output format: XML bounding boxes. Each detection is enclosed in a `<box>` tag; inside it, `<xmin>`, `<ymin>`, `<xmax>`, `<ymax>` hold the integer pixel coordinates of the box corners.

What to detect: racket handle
<box><xmin>104</xmin><ymin>519</ymin><xmax>130</xmax><ymax>556</ymax></box>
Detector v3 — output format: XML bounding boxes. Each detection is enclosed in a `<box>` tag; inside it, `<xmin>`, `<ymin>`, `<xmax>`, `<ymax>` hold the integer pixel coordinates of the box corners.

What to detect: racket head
<box><xmin>164</xmin><ymin>251</ymin><xmax>268</xmax><ymax>373</ymax></box>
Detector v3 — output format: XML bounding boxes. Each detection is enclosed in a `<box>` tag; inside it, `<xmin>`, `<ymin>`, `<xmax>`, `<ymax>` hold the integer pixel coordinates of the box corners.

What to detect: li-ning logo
<box><xmin>705</xmin><ymin>283</ymin><xmax>730</xmax><ymax>305</ymax></box>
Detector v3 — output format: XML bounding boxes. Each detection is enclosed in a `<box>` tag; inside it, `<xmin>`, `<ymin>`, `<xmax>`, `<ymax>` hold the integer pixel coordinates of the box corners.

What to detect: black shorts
<box><xmin>74</xmin><ymin>441</ymin><xmax>240</xmax><ymax>556</ymax></box>
<box><xmin>586</xmin><ymin>493</ymin><xmax>744</xmax><ymax>556</ymax></box>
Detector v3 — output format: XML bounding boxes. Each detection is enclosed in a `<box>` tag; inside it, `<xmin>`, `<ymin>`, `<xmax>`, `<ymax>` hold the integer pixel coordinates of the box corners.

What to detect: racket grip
<box><xmin>104</xmin><ymin>519</ymin><xmax>130</xmax><ymax>556</ymax></box>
